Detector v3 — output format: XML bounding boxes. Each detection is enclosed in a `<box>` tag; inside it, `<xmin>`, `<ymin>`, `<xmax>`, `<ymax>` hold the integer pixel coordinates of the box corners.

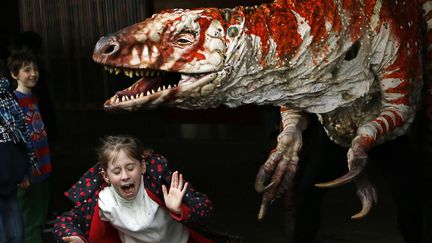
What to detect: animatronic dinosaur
<box><xmin>92</xmin><ymin>0</ymin><xmax>432</xmax><ymax>220</ymax></box>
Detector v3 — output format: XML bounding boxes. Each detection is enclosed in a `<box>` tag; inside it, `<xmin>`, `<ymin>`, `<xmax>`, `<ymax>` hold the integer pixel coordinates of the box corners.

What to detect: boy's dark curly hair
<box><xmin>7</xmin><ymin>50</ymin><xmax>38</xmax><ymax>77</ymax></box>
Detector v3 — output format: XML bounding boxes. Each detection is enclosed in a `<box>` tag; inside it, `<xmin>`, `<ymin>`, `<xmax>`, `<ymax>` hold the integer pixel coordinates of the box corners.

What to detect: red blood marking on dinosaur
<box><xmin>375</xmin><ymin>119</ymin><xmax>388</xmax><ymax>134</ymax></box>
<box><xmin>388</xmin><ymin>110</ymin><xmax>403</xmax><ymax>127</ymax></box>
<box><xmin>390</xmin><ymin>97</ymin><xmax>410</xmax><ymax>105</ymax></box>
<box><xmin>356</xmin><ymin>135</ymin><xmax>374</xmax><ymax>150</ymax></box>
<box><xmin>382</xmin><ymin>114</ymin><xmax>395</xmax><ymax>130</ymax></box>
<box><xmin>386</xmin><ymin>81</ymin><xmax>409</xmax><ymax>95</ymax></box>
<box><xmin>172</xmin><ymin>9</ymin><xmax>224</xmax><ymax>70</ymax></box>
<box><xmin>243</xmin><ymin>6</ymin><xmax>271</xmax><ymax>64</ymax></box>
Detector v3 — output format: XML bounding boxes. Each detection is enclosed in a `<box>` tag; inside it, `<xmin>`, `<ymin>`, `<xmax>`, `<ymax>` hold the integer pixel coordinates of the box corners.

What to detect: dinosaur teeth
<box><xmin>124</xmin><ymin>70</ymin><xmax>133</xmax><ymax>78</ymax></box>
<box><xmin>115</xmin><ymin>68</ymin><xmax>120</xmax><ymax>75</ymax></box>
<box><xmin>146</xmin><ymin>91</ymin><xmax>151</xmax><ymax>96</ymax></box>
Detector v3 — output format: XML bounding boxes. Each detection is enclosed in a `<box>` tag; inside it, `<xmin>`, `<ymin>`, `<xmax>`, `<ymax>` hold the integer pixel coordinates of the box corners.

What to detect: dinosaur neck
<box><xmin>215</xmin><ymin>0</ymin><xmax>377</xmax><ymax>109</ymax></box>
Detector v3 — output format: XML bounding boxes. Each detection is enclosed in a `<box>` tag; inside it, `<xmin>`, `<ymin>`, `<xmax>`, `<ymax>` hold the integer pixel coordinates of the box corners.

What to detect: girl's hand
<box><xmin>62</xmin><ymin>236</ymin><xmax>85</xmax><ymax>243</ymax></box>
<box><xmin>162</xmin><ymin>171</ymin><xmax>188</xmax><ymax>214</ymax></box>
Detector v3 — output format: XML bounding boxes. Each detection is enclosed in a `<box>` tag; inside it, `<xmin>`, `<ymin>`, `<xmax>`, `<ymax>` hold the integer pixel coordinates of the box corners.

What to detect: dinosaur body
<box><xmin>92</xmin><ymin>0</ymin><xmax>431</xmax><ymax>219</ymax></box>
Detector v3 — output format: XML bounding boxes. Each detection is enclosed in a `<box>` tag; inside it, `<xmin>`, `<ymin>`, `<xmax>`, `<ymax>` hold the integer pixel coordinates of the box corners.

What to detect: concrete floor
<box><xmin>43</xmin><ymin>109</ymin><xmax>431</xmax><ymax>243</ymax></box>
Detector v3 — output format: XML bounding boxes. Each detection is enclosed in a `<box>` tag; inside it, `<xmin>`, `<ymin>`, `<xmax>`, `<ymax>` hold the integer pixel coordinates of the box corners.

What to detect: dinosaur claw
<box><xmin>314</xmin><ymin>170</ymin><xmax>358</xmax><ymax>188</ymax></box>
<box><xmin>315</xmin><ymin>157</ymin><xmax>368</xmax><ymax>188</ymax></box>
<box><xmin>255</xmin><ymin>163</ymin><xmax>278</xmax><ymax>193</ymax></box>
<box><xmin>258</xmin><ymin>198</ymin><xmax>270</xmax><ymax>221</ymax></box>
<box><xmin>351</xmin><ymin>206</ymin><xmax>371</xmax><ymax>219</ymax></box>
<box><xmin>351</xmin><ymin>175</ymin><xmax>377</xmax><ymax>219</ymax></box>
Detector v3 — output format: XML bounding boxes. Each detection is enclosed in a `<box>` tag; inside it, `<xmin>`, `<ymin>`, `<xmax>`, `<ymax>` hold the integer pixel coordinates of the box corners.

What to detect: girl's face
<box><xmin>102</xmin><ymin>149</ymin><xmax>146</xmax><ymax>200</ymax></box>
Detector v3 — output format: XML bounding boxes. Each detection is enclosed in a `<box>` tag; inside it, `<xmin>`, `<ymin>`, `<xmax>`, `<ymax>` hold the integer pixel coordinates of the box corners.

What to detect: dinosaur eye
<box><xmin>175</xmin><ymin>32</ymin><xmax>195</xmax><ymax>48</ymax></box>
<box><xmin>227</xmin><ymin>26</ymin><xmax>239</xmax><ymax>37</ymax></box>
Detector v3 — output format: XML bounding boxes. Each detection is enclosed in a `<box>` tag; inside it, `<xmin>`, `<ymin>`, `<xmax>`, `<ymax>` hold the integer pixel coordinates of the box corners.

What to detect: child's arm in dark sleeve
<box><xmin>51</xmin><ymin>205</ymin><xmax>89</xmax><ymax>243</ymax></box>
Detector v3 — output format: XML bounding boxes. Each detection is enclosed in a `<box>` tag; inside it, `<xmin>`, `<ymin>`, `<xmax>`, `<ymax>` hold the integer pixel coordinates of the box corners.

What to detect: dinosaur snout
<box><xmin>93</xmin><ymin>36</ymin><xmax>120</xmax><ymax>58</ymax></box>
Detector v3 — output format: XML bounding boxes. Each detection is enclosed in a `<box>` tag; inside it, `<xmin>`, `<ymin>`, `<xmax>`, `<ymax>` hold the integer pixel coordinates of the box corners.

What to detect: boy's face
<box><xmin>12</xmin><ymin>62</ymin><xmax>39</xmax><ymax>91</ymax></box>
<box><xmin>102</xmin><ymin>149</ymin><xmax>146</xmax><ymax>201</ymax></box>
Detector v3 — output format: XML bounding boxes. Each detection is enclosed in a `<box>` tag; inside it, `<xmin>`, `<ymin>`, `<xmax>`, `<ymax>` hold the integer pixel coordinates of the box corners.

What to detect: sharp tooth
<box><xmin>104</xmin><ymin>66</ymin><xmax>109</xmax><ymax>71</ymax></box>
<box><xmin>135</xmin><ymin>71</ymin><xmax>140</xmax><ymax>77</ymax></box>
<box><xmin>129</xmin><ymin>95</ymin><xmax>134</xmax><ymax>100</ymax></box>
<box><xmin>115</xmin><ymin>97</ymin><xmax>120</xmax><ymax>103</ymax></box>
<box><xmin>152</xmin><ymin>46</ymin><xmax>160</xmax><ymax>57</ymax></box>
<box><xmin>128</xmin><ymin>86</ymin><xmax>132</xmax><ymax>90</ymax></box>
<box><xmin>168</xmin><ymin>84</ymin><xmax>172</xmax><ymax>89</ymax></box>
<box><xmin>115</xmin><ymin>68</ymin><xmax>120</xmax><ymax>75</ymax></box>
<box><xmin>143</xmin><ymin>46</ymin><xmax>149</xmax><ymax>58</ymax></box>
<box><xmin>146</xmin><ymin>91</ymin><xmax>151</xmax><ymax>96</ymax></box>
<box><xmin>157</xmin><ymin>87</ymin><xmax>161</xmax><ymax>92</ymax></box>
<box><xmin>121</xmin><ymin>96</ymin><xmax>126</xmax><ymax>102</ymax></box>
<box><xmin>139</xmin><ymin>93</ymin><xmax>144</xmax><ymax>98</ymax></box>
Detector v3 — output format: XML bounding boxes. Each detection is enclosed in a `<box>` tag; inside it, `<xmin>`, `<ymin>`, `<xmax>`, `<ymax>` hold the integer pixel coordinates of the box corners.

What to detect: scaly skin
<box><xmin>92</xmin><ymin>0</ymin><xmax>431</xmax><ymax>220</ymax></box>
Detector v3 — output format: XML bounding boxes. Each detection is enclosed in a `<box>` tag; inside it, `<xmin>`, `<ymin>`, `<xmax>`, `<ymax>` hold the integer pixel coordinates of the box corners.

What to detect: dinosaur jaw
<box><xmin>103</xmin><ymin>66</ymin><xmax>214</xmax><ymax>110</ymax></box>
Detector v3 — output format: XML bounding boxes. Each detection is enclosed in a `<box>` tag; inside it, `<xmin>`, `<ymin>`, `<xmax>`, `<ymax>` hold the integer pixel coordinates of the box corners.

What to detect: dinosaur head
<box><xmin>93</xmin><ymin>8</ymin><xmax>246</xmax><ymax>110</ymax></box>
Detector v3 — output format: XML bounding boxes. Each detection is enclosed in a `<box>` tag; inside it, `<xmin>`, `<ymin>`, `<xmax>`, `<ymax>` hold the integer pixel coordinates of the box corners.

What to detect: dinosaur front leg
<box><xmin>255</xmin><ymin>107</ymin><xmax>307</xmax><ymax>220</ymax></box>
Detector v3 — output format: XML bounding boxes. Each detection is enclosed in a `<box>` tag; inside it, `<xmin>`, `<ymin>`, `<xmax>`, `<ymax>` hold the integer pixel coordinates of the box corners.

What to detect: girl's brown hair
<box><xmin>97</xmin><ymin>135</ymin><xmax>150</xmax><ymax>170</ymax></box>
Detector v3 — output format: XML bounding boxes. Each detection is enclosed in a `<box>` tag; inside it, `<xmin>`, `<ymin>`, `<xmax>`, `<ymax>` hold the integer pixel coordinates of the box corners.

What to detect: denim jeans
<box><xmin>0</xmin><ymin>190</ymin><xmax>24</xmax><ymax>243</ymax></box>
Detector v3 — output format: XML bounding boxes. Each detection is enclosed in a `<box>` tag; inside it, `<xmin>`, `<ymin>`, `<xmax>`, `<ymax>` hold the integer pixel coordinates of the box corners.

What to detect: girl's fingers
<box><xmin>178</xmin><ymin>173</ymin><xmax>184</xmax><ymax>189</ymax></box>
<box><xmin>162</xmin><ymin>184</ymin><xmax>168</xmax><ymax>197</ymax></box>
<box><xmin>180</xmin><ymin>182</ymin><xmax>188</xmax><ymax>197</ymax></box>
<box><xmin>171</xmin><ymin>171</ymin><xmax>178</xmax><ymax>188</ymax></box>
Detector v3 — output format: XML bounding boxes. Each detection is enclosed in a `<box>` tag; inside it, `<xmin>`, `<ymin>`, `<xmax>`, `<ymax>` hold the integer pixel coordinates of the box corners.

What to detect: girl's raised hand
<box><xmin>62</xmin><ymin>236</ymin><xmax>85</xmax><ymax>243</ymax></box>
<box><xmin>162</xmin><ymin>171</ymin><xmax>188</xmax><ymax>214</ymax></box>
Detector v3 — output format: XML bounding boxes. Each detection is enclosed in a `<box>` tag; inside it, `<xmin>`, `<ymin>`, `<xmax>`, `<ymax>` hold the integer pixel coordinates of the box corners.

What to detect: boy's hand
<box><xmin>62</xmin><ymin>236</ymin><xmax>85</xmax><ymax>243</ymax></box>
<box><xmin>162</xmin><ymin>171</ymin><xmax>188</xmax><ymax>214</ymax></box>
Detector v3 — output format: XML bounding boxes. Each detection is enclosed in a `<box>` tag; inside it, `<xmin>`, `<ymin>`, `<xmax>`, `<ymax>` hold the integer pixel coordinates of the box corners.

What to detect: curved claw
<box><xmin>255</xmin><ymin>153</ymin><xmax>283</xmax><ymax>193</ymax></box>
<box><xmin>255</xmin><ymin>180</ymin><xmax>276</xmax><ymax>194</ymax></box>
<box><xmin>258</xmin><ymin>198</ymin><xmax>270</xmax><ymax>221</ymax></box>
<box><xmin>351</xmin><ymin>176</ymin><xmax>378</xmax><ymax>219</ymax></box>
<box><xmin>351</xmin><ymin>201</ymin><xmax>372</xmax><ymax>219</ymax></box>
<box><xmin>314</xmin><ymin>170</ymin><xmax>360</xmax><ymax>188</ymax></box>
<box><xmin>255</xmin><ymin>165</ymin><xmax>277</xmax><ymax>193</ymax></box>
<box><xmin>315</xmin><ymin>157</ymin><xmax>368</xmax><ymax>188</ymax></box>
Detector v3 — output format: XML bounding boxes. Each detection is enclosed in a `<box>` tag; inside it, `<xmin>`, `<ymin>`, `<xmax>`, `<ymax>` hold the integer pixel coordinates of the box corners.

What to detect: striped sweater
<box><xmin>14</xmin><ymin>90</ymin><xmax>52</xmax><ymax>183</ymax></box>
